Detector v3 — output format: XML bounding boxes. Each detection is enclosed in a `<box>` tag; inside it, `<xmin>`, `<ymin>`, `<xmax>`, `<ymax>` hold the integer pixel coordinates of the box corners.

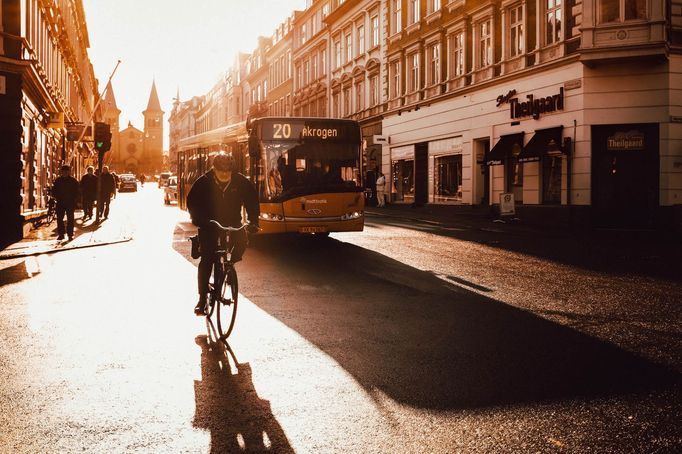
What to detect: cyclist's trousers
<box><xmin>197</xmin><ymin>226</ymin><xmax>247</xmax><ymax>295</ymax></box>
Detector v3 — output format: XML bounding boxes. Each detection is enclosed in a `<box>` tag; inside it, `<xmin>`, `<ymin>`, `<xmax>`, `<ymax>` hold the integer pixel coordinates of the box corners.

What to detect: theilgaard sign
<box><xmin>497</xmin><ymin>87</ymin><xmax>564</xmax><ymax>120</ymax></box>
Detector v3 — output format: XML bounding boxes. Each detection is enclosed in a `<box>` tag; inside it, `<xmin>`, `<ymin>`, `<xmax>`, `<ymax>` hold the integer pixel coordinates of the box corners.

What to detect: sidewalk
<box><xmin>0</xmin><ymin>212</ymin><xmax>132</xmax><ymax>260</ymax></box>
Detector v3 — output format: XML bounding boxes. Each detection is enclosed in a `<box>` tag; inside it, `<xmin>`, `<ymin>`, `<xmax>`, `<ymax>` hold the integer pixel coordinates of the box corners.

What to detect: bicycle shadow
<box><xmin>245</xmin><ymin>235</ymin><xmax>680</xmax><ymax>410</ymax></box>
<box><xmin>193</xmin><ymin>319</ymin><xmax>294</xmax><ymax>453</ymax></box>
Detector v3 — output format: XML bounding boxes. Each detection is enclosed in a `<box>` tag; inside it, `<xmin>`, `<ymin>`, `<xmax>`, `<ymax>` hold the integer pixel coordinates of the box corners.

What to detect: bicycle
<box><xmin>32</xmin><ymin>187</ymin><xmax>57</xmax><ymax>228</ymax></box>
<box><xmin>203</xmin><ymin>220</ymin><xmax>248</xmax><ymax>339</ymax></box>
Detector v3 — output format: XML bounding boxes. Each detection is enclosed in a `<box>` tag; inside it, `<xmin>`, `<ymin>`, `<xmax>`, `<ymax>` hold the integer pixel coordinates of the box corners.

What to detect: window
<box><xmin>343</xmin><ymin>86</ymin><xmax>351</xmax><ymax>116</ymax></box>
<box><xmin>334</xmin><ymin>40</ymin><xmax>341</xmax><ymax>68</ymax></box>
<box><xmin>392</xmin><ymin>0</ymin><xmax>402</xmax><ymax>34</ymax></box>
<box><xmin>434</xmin><ymin>154</ymin><xmax>462</xmax><ymax>203</ymax></box>
<box><xmin>391</xmin><ymin>61</ymin><xmax>401</xmax><ymax>98</ymax></box>
<box><xmin>321</xmin><ymin>49</ymin><xmax>327</xmax><ymax>75</ymax></box>
<box><xmin>509</xmin><ymin>4</ymin><xmax>524</xmax><ymax>57</ymax></box>
<box><xmin>546</xmin><ymin>0</ymin><xmax>562</xmax><ymax>45</ymax></box>
<box><xmin>312</xmin><ymin>53</ymin><xmax>318</xmax><ymax>80</ymax></box>
<box><xmin>304</xmin><ymin>59</ymin><xmax>310</xmax><ymax>86</ymax></box>
<box><xmin>428</xmin><ymin>43</ymin><xmax>440</xmax><ymax>85</ymax></box>
<box><xmin>287</xmin><ymin>51</ymin><xmax>292</xmax><ymax>78</ymax></box>
<box><xmin>542</xmin><ymin>156</ymin><xmax>562</xmax><ymax>203</ymax></box>
<box><xmin>301</xmin><ymin>23</ymin><xmax>307</xmax><ymax>45</ymax></box>
<box><xmin>333</xmin><ymin>92</ymin><xmax>340</xmax><ymax>117</ymax></box>
<box><xmin>409</xmin><ymin>0</ymin><xmax>420</xmax><ymax>24</ymax></box>
<box><xmin>296</xmin><ymin>64</ymin><xmax>302</xmax><ymax>89</ymax></box>
<box><xmin>369</xmin><ymin>74</ymin><xmax>379</xmax><ymax>107</ymax></box>
<box><xmin>358</xmin><ymin>25</ymin><xmax>365</xmax><ymax>55</ymax></box>
<box><xmin>478</xmin><ymin>19</ymin><xmax>492</xmax><ymax>67</ymax></box>
<box><xmin>598</xmin><ymin>0</ymin><xmax>646</xmax><ymax>23</ymax></box>
<box><xmin>371</xmin><ymin>15</ymin><xmax>380</xmax><ymax>47</ymax></box>
<box><xmin>448</xmin><ymin>32</ymin><xmax>464</xmax><ymax>77</ymax></box>
<box><xmin>322</xmin><ymin>2</ymin><xmax>330</xmax><ymax>17</ymax></box>
<box><xmin>318</xmin><ymin>97</ymin><xmax>326</xmax><ymax>117</ymax></box>
<box><xmin>428</xmin><ymin>0</ymin><xmax>441</xmax><ymax>14</ymax></box>
<box><xmin>356</xmin><ymin>81</ymin><xmax>364</xmax><ymax>112</ymax></box>
<box><xmin>346</xmin><ymin>33</ymin><xmax>352</xmax><ymax>62</ymax></box>
<box><xmin>409</xmin><ymin>53</ymin><xmax>419</xmax><ymax>92</ymax></box>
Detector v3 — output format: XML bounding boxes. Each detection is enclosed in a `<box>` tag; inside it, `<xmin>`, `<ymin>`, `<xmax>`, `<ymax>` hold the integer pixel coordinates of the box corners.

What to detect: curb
<box><xmin>0</xmin><ymin>236</ymin><xmax>133</xmax><ymax>260</ymax></box>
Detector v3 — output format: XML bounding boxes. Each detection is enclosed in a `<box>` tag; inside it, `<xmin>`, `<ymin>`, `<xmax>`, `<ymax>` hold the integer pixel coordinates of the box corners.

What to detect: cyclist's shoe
<box><xmin>194</xmin><ymin>296</ymin><xmax>207</xmax><ymax>316</ymax></box>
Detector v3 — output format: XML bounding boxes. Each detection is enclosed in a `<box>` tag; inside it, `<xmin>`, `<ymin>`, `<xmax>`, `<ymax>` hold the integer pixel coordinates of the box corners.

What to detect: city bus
<box><xmin>177</xmin><ymin>117</ymin><xmax>365</xmax><ymax>235</ymax></box>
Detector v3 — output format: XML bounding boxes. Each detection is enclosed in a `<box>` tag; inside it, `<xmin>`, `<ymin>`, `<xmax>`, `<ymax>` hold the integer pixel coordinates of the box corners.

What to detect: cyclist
<box><xmin>187</xmin><ymin>152</ymin><xmax>260</xmax><ymax>315</ymax></box>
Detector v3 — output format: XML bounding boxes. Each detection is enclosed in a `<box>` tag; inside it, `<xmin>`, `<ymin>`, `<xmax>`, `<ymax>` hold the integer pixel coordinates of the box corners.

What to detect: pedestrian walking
<box><xmin>98</xmin><ymin>166</ymin><xmax>117</xmax><ymax>219</ymax></box>
<box><xmin>79</xmin><ymin>166</ymin><xmax>97</xmax><ymax>220</ymax></box>
<box><xmin>375</xmin><ymin>171</ymin><xmax>386</xmax><ymax>207</ymax></box>
<box><xmin>52</xmin><ymin>164</ymin><xmax>80</xmax><ymax>240</ymax></box>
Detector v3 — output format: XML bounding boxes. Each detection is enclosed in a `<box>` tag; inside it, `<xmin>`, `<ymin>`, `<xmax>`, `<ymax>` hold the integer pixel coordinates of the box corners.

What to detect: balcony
<box><xmin>579</xmin><ymin>0</ymin><xmax>668</xmax><ymax>66</ymax></box>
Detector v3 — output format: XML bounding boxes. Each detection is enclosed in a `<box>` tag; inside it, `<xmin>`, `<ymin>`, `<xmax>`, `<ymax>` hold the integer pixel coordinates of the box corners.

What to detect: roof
<box><xmin>145</xmin><ymin>80</ymin><xmax>162</xmax><ymax>112</ymax></box>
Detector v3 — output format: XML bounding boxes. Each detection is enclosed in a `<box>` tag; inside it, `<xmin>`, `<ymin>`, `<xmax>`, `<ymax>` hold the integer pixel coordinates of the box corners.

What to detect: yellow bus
<box><xmin>177</xmin><ymin>117</ymin><xmax>365</xmax><ymax>235</ymax></box>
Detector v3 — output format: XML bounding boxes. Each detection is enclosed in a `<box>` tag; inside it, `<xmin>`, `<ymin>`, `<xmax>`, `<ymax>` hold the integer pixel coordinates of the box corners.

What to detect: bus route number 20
<box><xmin>272</xmin><ymin>123</ymin><xmax>292</xmax><ymax>139</ymax></box>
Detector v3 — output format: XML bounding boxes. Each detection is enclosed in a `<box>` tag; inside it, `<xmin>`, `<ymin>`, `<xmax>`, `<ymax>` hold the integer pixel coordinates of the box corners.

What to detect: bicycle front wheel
<box><xmin>216</xmin><ymin>265</ymin><xmax>238</xmax><ymax>339</ymax></box>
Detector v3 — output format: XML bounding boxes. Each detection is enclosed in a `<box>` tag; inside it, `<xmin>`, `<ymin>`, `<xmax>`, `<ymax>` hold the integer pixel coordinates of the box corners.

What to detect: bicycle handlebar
<box><xmin>208</xmin><ymin>220</ymin><xmax>250</xmax><ymax>232</ymax></box>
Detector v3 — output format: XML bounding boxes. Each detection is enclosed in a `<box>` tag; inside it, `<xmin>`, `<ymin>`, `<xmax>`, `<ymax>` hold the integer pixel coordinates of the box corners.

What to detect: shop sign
<box><xmin>607</xmin><ymin>130</ymin><xmax>645</xmax><ymax>151</ymax></box>
<box><xmin>66</xmin><ymin>123</ymin><xmax>85</xmax><ymax>141</ymax></box>
<box><xmin>499</xmin><ymin>193</ymin><xmax>516</xmax><ymax>216</ymax></box>
<box><xmin>497</xmin><ymin>88</ymin><xmax>564</xmax><ymax>120</ymax></box>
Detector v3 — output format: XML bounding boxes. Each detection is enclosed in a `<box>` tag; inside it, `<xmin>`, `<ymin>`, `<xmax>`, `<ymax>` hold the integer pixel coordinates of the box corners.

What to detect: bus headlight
<box><xmin>260</xmin><ymin>213</ymin><xmax>284</xmax><ymax>221</ymax></box>
<box><xmin>341</xmin><ymin>211</ymin><xmax>363</xmax><ymax>221</ymax></box>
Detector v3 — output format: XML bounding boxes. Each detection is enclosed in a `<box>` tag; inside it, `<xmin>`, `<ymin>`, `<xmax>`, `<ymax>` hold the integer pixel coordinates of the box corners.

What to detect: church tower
<box><xmin>142</xmin><ymin>80</ymin><xmax>164</xmax><ymax>174</ymax></box>
<box><xmin>102</xmin><ymin>81</ymin><xmax>121</xmax><ymax>168</ymax></box>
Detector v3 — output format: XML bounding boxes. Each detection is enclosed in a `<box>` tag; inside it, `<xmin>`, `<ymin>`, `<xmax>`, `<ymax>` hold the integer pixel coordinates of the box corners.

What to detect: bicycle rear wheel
<box><xmin>216</xmin><ymin>264</ymin><xmax>238</xmax><ymax>339</ymax></box>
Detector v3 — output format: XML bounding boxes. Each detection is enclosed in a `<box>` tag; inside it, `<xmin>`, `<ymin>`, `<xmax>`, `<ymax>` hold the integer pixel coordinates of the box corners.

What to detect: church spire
<box><xmin>145</xmin><ymin>79</ymin><xmax>162</xmax><ymax>112</ymax></box>
<box><xmin>104</xmin><ymin>81</ymin><xmax>119</xmax><ymax>111</ymax></box>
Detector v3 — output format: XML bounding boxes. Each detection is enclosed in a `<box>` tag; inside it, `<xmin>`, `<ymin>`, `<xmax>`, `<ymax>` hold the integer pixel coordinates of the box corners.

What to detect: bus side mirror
<box><xmin>248</xmin><ymin>135</ymin><xmax>259</xmax><ymax>158</ymax></box>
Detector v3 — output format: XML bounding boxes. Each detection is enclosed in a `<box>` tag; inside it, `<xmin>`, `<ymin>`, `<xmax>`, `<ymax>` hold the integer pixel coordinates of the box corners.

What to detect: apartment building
<box><xmin>0</xmin><ymin>0</ymin><xmax>99</xmax><ymax>244</ymax></box>
<box><xmin>267</xmin><ymin>14</ymin><xmax>295</xmax><ymax>117</ymax></box>
<box><xmin>325</xmin><ymin>0</ymin><xmax>386</xmax><ymax>173</ymax></box>
<box><xmin>381</xmin><ymin>0</ymin><xmax>681</xmax><ymax>228</ymax></box>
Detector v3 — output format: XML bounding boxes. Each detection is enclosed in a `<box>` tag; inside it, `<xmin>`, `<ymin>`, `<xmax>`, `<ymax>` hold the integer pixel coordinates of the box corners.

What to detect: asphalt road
<box><xmin>1</xmin><ymin>184</ymin><xmax>680</xmax><ymax>453</ymax></box>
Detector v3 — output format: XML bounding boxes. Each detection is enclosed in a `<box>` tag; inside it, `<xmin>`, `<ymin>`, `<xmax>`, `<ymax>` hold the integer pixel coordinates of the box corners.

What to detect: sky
<box><xmin>82</xmin><ymin>0</ymin><xmax>307</xmax><ymax>150</ymax></box>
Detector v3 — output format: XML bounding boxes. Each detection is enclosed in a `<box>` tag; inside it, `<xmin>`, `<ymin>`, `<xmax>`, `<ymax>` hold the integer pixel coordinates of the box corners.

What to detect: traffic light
<box><xmin>94</xmin><ymin>122</ymin><xmax>112</xmax><ymax>152</ymax></box>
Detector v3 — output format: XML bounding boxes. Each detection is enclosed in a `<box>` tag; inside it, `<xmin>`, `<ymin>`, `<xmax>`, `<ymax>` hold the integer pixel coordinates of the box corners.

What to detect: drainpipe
<box><xmin>567</xmin><ymin>119</ymin><xmax>576</xmax><ymax>226</ymax></box>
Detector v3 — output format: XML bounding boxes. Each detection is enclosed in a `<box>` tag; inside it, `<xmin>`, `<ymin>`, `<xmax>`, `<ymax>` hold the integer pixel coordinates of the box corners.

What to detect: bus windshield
<box><xmin>261</xmin><ymin>140</ymin><xmax>362</xmax><ymax>201</ymax></box>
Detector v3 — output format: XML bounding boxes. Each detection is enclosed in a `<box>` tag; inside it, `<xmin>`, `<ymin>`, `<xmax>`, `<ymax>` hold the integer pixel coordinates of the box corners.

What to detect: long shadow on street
<box><xmin>365</xmin><ymin>215</ymin><xmax>682</xmax><ymax>282</ymax></box>
<box><xmin>242</xmin><ymin>234</ymin><xmax>680</xmax><ymax>410</ymax></box>
<box><xmin>193</xmin><ymin>319</ymin><xmax>295</xmax><ymax>453</ymax></box>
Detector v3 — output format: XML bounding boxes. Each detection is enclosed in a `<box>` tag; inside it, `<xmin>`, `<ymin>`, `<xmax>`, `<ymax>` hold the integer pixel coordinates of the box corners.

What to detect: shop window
<box><xmin>392</xmin><ymin>159</ymin><xmax>415</xmax><ymax>203</ymax></box>
<box><xmin>434</xmin><ymin>154</ymin><xmax>462</xmax><ymax>203</ymax></box>
<box><xmin>542</xmin><ymin>156</ymin><xmax>562</xmax><ymax>204</ymax></box>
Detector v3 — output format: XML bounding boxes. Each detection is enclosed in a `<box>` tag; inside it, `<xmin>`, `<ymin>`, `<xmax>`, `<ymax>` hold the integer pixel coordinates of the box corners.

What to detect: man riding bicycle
<box><xmin>187</xmin><ymin>152</ymin><xmax>260</xmax><ymax>315</ymax></box>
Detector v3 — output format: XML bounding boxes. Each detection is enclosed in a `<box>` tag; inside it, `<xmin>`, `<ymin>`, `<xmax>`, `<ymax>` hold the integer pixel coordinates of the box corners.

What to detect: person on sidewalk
<box><xmin>52</xmin><ymin>165</ymin><xmax>80</xmax><ymax>240</ymax></box>
<box><xmin>98</xmin><ymin>166</ymin><xmax>117</xmax><ymax>219</ymax></box>
<box><xmin>79</xmin><ymin>166</ymin><xmax>97</xmax><ymax>220</ymax></box>
<box><xmin>375</xmin><ymin>171</ymin><xmax>386</xmax><ymax>207</ymax></box>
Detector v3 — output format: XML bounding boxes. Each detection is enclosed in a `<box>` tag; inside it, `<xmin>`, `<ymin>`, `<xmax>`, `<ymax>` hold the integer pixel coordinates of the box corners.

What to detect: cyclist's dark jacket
<box><xmin>52</xmin><ymin>175</ymin><xmax>80</xmax><ymax>208</ymax></box>
<box><xmin>187</xmin><ymin>170</ymin><xmax>259</xmax><ymax>229</ymax></box>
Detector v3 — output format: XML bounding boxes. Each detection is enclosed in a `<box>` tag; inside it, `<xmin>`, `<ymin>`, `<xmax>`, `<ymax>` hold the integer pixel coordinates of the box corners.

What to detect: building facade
<box><xmin>0</xmin><ymin>0</ymin><xmax>99</xmax><ymax>245</ymax></box>
<box><xmin>170</xmin><ymin>0</ymin><xmax>682</xmax><ymax>229</ymax></box>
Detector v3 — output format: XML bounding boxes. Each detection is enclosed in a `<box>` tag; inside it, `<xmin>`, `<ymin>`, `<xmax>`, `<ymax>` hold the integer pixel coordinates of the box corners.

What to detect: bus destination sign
<box><xmin>261</xmin><ymin>120</ymin><xmax>359</xmax><ymax>143</ymax></box>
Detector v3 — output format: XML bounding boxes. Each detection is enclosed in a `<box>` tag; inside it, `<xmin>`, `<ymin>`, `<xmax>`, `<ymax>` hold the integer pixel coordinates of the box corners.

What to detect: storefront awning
<box><xmin>485</xmin><ymin>132</ymin><xmax>524</xmax><ymax>166</ymax></box>
<box><xmin>518</xmin><ymin>127</ymin><xmax>563</xmax><ymax>162</ymax></box>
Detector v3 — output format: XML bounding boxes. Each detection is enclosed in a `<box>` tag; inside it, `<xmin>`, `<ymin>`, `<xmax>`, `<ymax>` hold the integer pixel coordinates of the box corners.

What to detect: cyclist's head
<box><xmin>212</xmin><ymin>152</ymin><xmax>234</xmax><ymax>172</ymax></box>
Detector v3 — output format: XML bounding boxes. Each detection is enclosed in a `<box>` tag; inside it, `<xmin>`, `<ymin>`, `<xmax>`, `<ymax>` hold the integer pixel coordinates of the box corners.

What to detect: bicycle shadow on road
<box><xmin>244</xmin><ymin>235</ymin><xmax>681</xmax><ymax>411</ymax></box>
<box><xmin>193</xmin><ymin>320</ymin><xmax>295</xmax><ymax>454</ymax></box>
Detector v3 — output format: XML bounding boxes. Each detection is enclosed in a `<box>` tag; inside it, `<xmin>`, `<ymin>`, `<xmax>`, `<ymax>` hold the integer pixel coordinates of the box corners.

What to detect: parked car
<box><xmin>158</xmin><ymin>172</ymin><xmax>171</xmax><ymax>188</ymax></box>
<box><xmin>118</xmin><ymin>174</ymin><xmax>138</xmax><ymax>192</ymax></box>
<box><xmin>164</xmin><ymin>176</ymin><xmax>178</xmax><ymax>204</ymax></box>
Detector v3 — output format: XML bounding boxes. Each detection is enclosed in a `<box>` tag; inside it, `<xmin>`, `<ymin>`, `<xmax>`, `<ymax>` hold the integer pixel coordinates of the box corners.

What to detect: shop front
<box><xmin>591</xmin><ymin>124</ymin><xmax>659</xmax><ymax>228</ymax></box>
<box><xmin>390</xmin><ymin>144</ymin><xmax>415</xmax><ymax>204</ymax></box>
